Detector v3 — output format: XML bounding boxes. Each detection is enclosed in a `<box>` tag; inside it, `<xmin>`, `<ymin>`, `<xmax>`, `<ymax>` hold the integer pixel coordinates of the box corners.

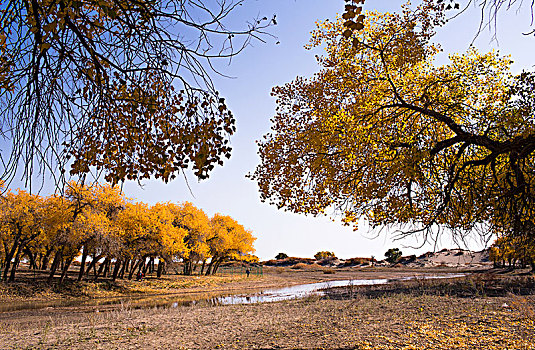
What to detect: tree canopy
<box><xmin>384</xmin><ymin>248</ymin><xmax>402</xmax><ymax>264</ymax></box>
<box><xmin>314</xmin><ymin>251</ymin><xmax>336</xmax><ymax>260</ymax></box>
<box><xmin>0</xmin><ymin>181</ymin><xmax>256</xmax><ymax>282</ymax></box>
<box><xmin>0</xmin><ymin>0</ymin><xmax>272</xmax><ymax>186</ymax></box>
<box><xmin>252</xmin><ymin>1</ymin><xmax>535</xmax><ymax>243</ymax></box>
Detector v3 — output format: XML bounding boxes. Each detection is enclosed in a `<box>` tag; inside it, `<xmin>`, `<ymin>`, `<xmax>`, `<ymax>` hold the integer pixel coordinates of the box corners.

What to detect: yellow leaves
<box><xmin>489</xmin><ymin>234</ymin><xmax>535</xmax><ymax>266</ymax></box>
<box><xmin>342</xmin><ymin>1</ymin><xmax>366</xmax><ymax>38</ymax></box>
<box><xmin>68</xmin><ymin>71</ymin><xmax>234</xmax><ymax>185</ymax></box>
<box><xmin>206</xmin><ymin>214</ymin><xmax>255</xmax><ymax>262</ymax></box>
<box><xmin>253</xmin><ymin>2</ymin><xmax>527</xmax><ymax>234</ymax></box>
<box><xmin>1</xmin><ymin>181</ymin><xmax>255</xmax><ymax>277</ymax></box>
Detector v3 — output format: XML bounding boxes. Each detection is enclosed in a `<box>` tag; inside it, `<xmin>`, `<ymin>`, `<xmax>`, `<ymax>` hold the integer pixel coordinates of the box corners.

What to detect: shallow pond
<box><xmin>2</xmin><ymin>273</ymin><xmax>465</xmax><ymax>313</ymax></box>
<box><xmin>203</xmin><ymin>273</ymin><xmax>466</xmax><ymax>306</ymax></box>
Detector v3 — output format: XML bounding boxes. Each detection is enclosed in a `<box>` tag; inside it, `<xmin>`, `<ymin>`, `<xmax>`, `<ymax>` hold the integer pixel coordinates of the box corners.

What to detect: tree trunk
<box><xmin>183</xmin><ymin>260</ymin><xmax>190</xmax><ymax>275</ymax></box>
<box><xmin>59</xmin><ymin>257</ymin><xmax>73</xmax><ymax>286</ymax></box>
<box><xmin>3</xmin><ymin>237</ymin><xmax>20</xmax><ymax>281</ymax></box>
<box><xmin>95</xmin><ymin>258</ymin><xmax>109</xmax><ymax>281</ymax></box>
<box><xmin>8</xmin><ymin>243</ymin><xmax>24</xmax><ymax>282</ymax></box>
<box><xmin>24</xmin><ymin>248</ymin><xmax>37</xmax><ymax>270</ymax></box>
<box><xmin>48</xmin><ymin>250</ymin><xmax>62</xmax><ymax>283</ymax></box>
<box><xmin>128</xmin><ymin>259</ymin><xmax>141</xmax><ymax>280</ymax></box>
<box><xmin>213</xmin><ymin>258</ymin><xmax>223</xmax><ymax>274</ymax></box>
<box><xmin>200</xmin><ymin>260</ymin><xmax>206</xmax><ymax>275</ymax></box>
<box><xmin>78</xmin><ymin>246</ymin><xmax>88</xmax><ymax>281</ymax></box>
<box><xmin>149</xmin><ymin>257</ymin><xmax>154</xmax><ymax>274</ymax></box>
<box><xmin>85</xmin><ymin>255</ymin><xmax>103</xmax><ymax>278</ymax></box>
<box><xmin>157</xmin><ymin>259</ymin><xmax>165</xmax><ymax>278</ymax></box>
<box><xmin>40</xmin><ymin>248</ymin><xmax>53</xmax><ymax>270</ymax></box>
<box><xmin>142</xmin><ymin>258</ymin><xmax>149</xmax><ymax>274</ymax></box>
<box><xmin>205</xmin><ymin>259</ymin><xmax>215</xmax><ymax>276</ymax></box>
<box><xmin>112</xmin><ymin>259</ymin><xmax>121</xmax><ymax>281</ymax></box>
<box><xmin>102</xmin><ymin>259</ymin><xmax>110</xmax><ymax>278</ymax></box>
<box><xmin>119</xmin><ymin>259</ymin><xmax>129</xmax><ymax>279</ymax></box>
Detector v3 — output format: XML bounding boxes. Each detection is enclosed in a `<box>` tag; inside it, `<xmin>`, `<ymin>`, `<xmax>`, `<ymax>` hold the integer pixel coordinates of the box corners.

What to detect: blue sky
<box><xmin>11</xmin><ymin>1</ymin><xmax>535</xmax><ymax>260</ymax></box>
<box><xmin>125</xmin><ymin>0</ymin><xmax>534</xmax><ymax>260</ymax></box>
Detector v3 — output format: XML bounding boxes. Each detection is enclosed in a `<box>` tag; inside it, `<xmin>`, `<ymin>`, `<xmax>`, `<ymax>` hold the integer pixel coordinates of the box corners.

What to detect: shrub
<box><xmin>275</xmin><ymin>253</ymin><xmax>288</xmax><ymax>260</ymax></box>
<box><xmin>314</xmin><ymin>251</ymin><xmax>336</xmax><ymax>260</ymax></box>
<box><xmin>291</xmin><ymin>263</ymin><xmax>308</xmax><ymax>270</ymax></box>
<box><xmin>385</xmin><ymin>248</ymin><xmax>402</xmax><ymax>264</ymax></box>
<box><xmin>343</xmin><ymin>257</ymin><xmax>372</xmax><ymax>266</ymax></box>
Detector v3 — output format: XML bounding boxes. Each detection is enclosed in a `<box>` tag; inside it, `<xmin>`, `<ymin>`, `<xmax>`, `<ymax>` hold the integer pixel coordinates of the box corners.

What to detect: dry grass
<box><xmin>324</xmin><ymin>274</ymin><xmax>535</xmax><ymax>300</ymax></box>
<box><xmin>1</xmin><ymin>291</ymin><xmax>533</xmax><ymax>349</ymax></box>
<box><xmin>0</xmin><ymin>273</ymin><xmax>261</xmax><ymax>304</ymax></box>
<box><xmin>0</xmin><ymin>271</ymin><xmax>533</xmax><ymax>349</ymax></box>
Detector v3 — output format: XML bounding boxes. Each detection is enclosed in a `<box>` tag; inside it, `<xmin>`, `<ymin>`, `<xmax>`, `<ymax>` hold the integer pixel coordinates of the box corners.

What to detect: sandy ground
<box><xmin>0</xmin><ymin>266</ymin><xmax>465</xmax><ymax>305</ymax></box>
<box><xmin>1</xmin><ymin>268</ymin><xmax>533</xmax><ymax>349</ymax></box>
<box><xmin>1</xmin><ymin>292</ymin><xmax>533</xmax><ymax>349</ymax></box>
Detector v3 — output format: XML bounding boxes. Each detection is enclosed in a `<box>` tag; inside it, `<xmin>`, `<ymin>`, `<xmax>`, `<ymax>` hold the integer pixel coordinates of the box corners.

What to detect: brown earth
<box><xmin>0</xmin><ymin>267</ymin><xmax>534</xmax><ymax>349</ymax></box>
<box><xmin>0</xmin><ymin>265</ymin><xmax>466</xmax><ymax>304</ymax></box>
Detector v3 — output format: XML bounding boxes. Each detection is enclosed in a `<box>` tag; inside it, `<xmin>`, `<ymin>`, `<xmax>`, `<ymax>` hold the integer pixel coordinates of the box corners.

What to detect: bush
<box><xmin>263</xmin><ymin>257</ymin><xmax>316</xmax><ymax>267</ymax></box>
<box><xmin>314</xmin><ymin>251</ymin><xmax>336</xmax><ymax>260</ymax></box>
<box><xmin>291</xmin><ymin>263</ymin><xmax>308</xmax><ymax>270</ymax></box>
<box><xmin>399</xmin><ymin>255</ymin><xmax>416</xmax><ymax>264</ymax></box>
<box><xmin>385</xmin><ymin>248</ymin><xmax>402</xmax><ymax>264</ymax></box>
<box><xmin>275</xmin><ymin>252</ymin><xmax>288</xmax><ymax>260</ymax></box>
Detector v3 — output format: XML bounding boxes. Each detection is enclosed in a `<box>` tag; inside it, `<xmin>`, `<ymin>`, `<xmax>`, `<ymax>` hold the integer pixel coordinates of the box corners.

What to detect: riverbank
<box><xmin>1</xmin><ymin>273</ymin><xmax>534</xmax><ymax>349</ymax></box>
<box><xmin>0</xmin><ymin>266</ymin><xmax>468</xmax><ymax>304</ymax></box>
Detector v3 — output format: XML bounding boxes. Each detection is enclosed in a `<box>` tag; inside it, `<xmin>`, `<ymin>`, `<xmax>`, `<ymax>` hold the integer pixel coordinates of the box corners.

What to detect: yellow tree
<box><xmin>491</xmin><ymin>228</ymin><xmax>535</xmax><ymax>270</ymax></box>
<box><xmin>116</xmin><ymin>202</ymin><xmax>153</xmax><ymax>279</ymax></box>
<box><xmin>252</xmin><ymin>1</ymin><xmax>535</xmax><ymax>243</ymax></box>
<box><xmin>0</xmin><ymin>190</ymin><xmax>44</xmax><ymax>281</ymax></box>
<box><xmin>144</xmin><ymin>203</ymin><xmax>188</xmax><ymax>277</ymax></box>
<box><xmin>0</xmin><ymin>0</ymin><xmax>272</xmax><ymax>186</ymax></box>
<box><xmin>205</xmin><ymin>214</ymin><xmax>255</xmax><ymax>275</ymax></box>
<box><xmin>41</xmin><ymin>181</ymin><xmax>109</xmax><ymax>284</ymax></box>
<box><xmin>169</xmin><ymin>202</ymin><xmax>211</xmax><ymax>275</ymax></box>
<box><xmin>40</xmin><ymin>194</ymin><xmax>72</xmax><ymax>274</ymax></box>
<box><xmin>115</xmin><ymin>201</ymin><xmax>186</xmax><ymax>279</ymax></box>
<box><xmin>76</xmin><ymin>183</ymin><xmax>126</xmax><ymax>281</ymax></box>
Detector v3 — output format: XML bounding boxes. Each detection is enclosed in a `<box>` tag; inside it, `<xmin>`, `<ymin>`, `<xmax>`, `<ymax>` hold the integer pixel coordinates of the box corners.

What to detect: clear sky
<box><xmin>11</xmin><ymin>1</ymin><xmax>535</xmax><ymax>261</ymax></box>
<box><xmin>124</xmin><ymin>0</ymin><xmax>534</xmax><ymax>261</ymax></box>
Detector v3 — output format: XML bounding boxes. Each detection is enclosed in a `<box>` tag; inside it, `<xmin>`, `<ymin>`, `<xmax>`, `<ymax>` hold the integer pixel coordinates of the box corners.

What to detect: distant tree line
<box><xmin>490</xmin><ymin>235</ymin><xmax>535</xmax><ymax>271</ymax></box>
<box><xmin>0</xmin><ymin>182</ymin><xmax>256</xmax><ymax>284</ymax></box>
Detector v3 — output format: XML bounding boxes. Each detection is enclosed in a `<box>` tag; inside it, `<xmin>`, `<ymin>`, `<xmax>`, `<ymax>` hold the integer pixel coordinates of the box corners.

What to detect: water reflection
<box><xmin>1</xmin><ymin>273</ymin><xmax>465</xmax><ymax>312</ymax></box>
<box><xmin>194</xmin><ymin>273</ymin><xmax>465</xmax><ymax>307</ymax></box>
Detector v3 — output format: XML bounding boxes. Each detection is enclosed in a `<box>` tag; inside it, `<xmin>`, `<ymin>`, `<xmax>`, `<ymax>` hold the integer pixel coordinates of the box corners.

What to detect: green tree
<box><xmin>275</xmin><ymin>252</ymin><xmax>288</xmax><ymax>260</ymax></box>
<box><xmin>385</xmin><ymin>248</ymin><xmax>402</xmax><ymax>264</ymax></box>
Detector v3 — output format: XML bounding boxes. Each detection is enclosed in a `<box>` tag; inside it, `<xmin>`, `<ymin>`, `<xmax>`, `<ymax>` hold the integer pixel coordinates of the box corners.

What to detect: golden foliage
<box><xmin>0</xmin><ymin>0</ymin><xmax>270</xmax><ymax>185</ymax></box>
<box><xmin>252</xmin><ymin>1</ymin><xmax>535</xmax><ymax>242</ymax></box>
<box><xmin>0</xmin><ymin>182</ymin><xmax>256</xmax><ymax>281</ymax></box>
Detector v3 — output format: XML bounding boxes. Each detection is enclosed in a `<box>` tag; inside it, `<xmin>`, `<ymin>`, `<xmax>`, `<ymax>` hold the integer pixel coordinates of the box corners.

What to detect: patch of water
<box><xmin>202</xmin><ymin>273</ymin><xmax>465</xmax><ymax>306</ymax></box>
<box><xmin>1</xmin><ymin>273</ymin><xmax>465</xmax><ymax>312</ymax></box>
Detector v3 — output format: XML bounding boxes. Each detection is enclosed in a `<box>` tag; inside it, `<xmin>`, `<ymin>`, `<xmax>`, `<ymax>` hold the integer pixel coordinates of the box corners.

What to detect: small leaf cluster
<box><xmin>342</xmin><ymin>0</ymin><xmax>366</xmax><ymax>38</ymax></box>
